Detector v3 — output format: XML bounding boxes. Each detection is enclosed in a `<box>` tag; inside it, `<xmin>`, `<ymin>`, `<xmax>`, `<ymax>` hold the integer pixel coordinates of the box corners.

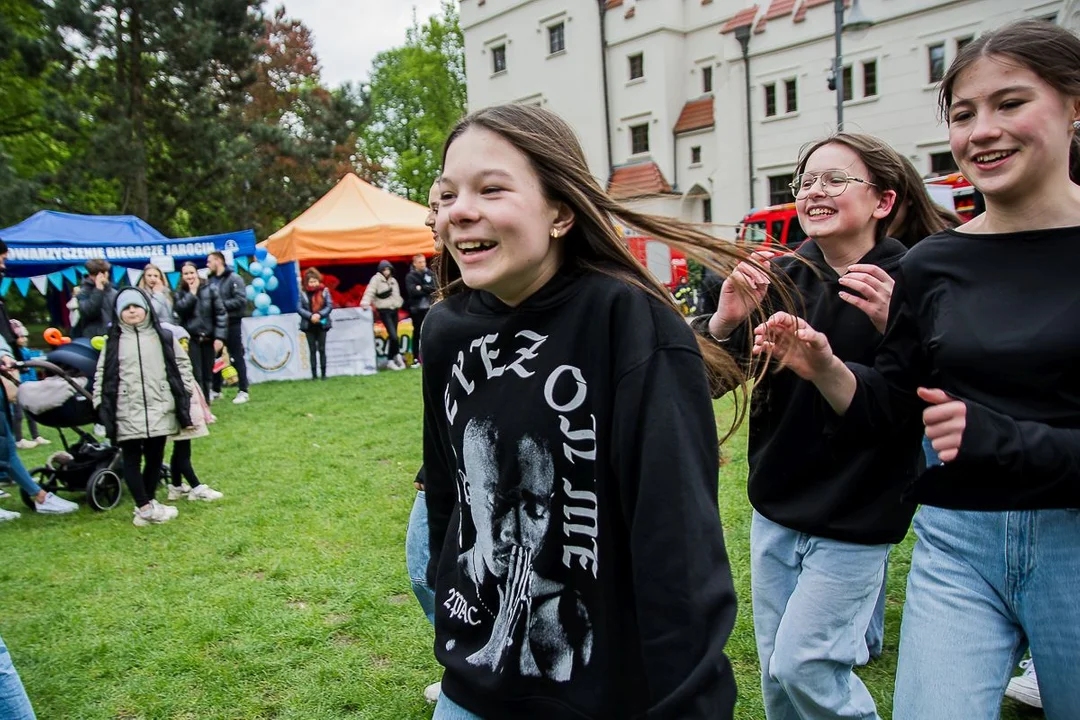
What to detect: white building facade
<box><xmin>460</xmin><ymin>0</ymin><xmax>1066</xmax><ymax>228</ymax></box>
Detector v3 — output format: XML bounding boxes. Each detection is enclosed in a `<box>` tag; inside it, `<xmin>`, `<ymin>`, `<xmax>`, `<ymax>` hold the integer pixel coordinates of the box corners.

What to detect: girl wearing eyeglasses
<box><xmin>755</xmin><ymin>20</ymin><xmax>1080</xmax><ymax>719</ymax></box>
<box><xmin>695</xmin><ymin>132</ymin><xmax>945</xmax><ymax>720</ymax></box>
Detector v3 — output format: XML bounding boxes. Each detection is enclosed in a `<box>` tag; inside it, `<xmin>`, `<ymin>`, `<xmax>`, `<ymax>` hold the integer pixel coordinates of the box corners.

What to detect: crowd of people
<box><xmin>0</xmin><ymin>17</ymin><xmax>1075</xmax><ymax>720</ymax></box>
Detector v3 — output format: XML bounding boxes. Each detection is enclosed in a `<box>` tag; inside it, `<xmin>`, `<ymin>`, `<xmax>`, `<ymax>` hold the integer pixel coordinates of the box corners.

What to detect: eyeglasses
<box><xmin>790</xmin><ymin>170</ymin><xmax>877</xmax><ymax>198</ymax></box>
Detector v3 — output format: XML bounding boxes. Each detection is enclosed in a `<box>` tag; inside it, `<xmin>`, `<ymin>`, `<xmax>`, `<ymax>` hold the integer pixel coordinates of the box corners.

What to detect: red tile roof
<box><xmin>721</xmin><ymin>5</ymin><xmax>760</xmax><ymax>34</ymax></box>
<box><xmin>673</xmin><ymin>98</ymin><xmax>715</xmax><ymax>134</ymax></box>
<box><xmin>764</xmin><ymin>0</ymin><xmax>796</xmax><ymax>19</ymax></box>
<box><xmin>608</xmin><ymin>162</ymin><xmax>674</xmax><ymax>199</ymax></box>
<box><xmin>605</xmin><ymin>0</ymin><xmax>623</xmax><ymax>8</ymax></box>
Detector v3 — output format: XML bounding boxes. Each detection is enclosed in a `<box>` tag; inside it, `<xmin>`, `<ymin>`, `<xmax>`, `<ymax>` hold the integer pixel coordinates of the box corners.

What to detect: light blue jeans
<box><xmin>894</xmin><ymin>506</ymin><xmax>1080</xmax><ymax>720</ymax></box>
<box><xmin>0</xmin><ymin>633</ymin><xmax>36</xmax><ymax>720</ymax></box>
<box><xmin>866</xmin><ymin>436</ymin><xmax>941</xmax><ymax>659</ymax></box>
<box><xmin>0</xmin><ymin>409</ymin><xmax>41</xmax><ymax>497</ymax></box>
<box><xmin>751</xmin><ymin>511</ymin><xmax>887</xmax><ymax>720</ymax></box>
<box><xmin>405</xmin><ymin>491</ymin><xmax>436</xmax><ymax>625</ymax></box>
<box><xmin>433</xmin><ymin>692</ymin><xmax>483</xmax><ymax>720</ymax></box>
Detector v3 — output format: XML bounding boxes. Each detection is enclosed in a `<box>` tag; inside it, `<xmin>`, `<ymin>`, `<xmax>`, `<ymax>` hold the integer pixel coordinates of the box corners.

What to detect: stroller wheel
<box><xmin>86</xmin><ymin>468</ymin><xmax>123</xmax><ymax>511</ymax></box>
<box><xmin>19</xmin><ymin>468</ymin><xmax>54</xmax><ymax>509</ymax></box>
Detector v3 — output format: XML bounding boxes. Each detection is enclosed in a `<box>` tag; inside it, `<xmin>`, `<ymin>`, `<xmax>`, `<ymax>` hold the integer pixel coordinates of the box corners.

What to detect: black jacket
<box><xmin>174</xmin><ymin>281</ymin><xmax>227</xmax><ymax>342</ymax></box>
<box><xmin>74</xmin><ymin>277</ymin><xmax>118</xmax><ymax>338</ymax></box>
<box><xmin>208</xmin><ymin>268</ymin><xmax>247</xmax><ymax>322</ymax></box>
<box><xmin>695</xmin><ymin>237</ymin><xmax>920</xmax><ymax>545</ymax></box>
<box><xmin>298</xmin><ymin>287</ymin><xmax>333</xmax><ymax>331</ymax></box>
<box><xmin>423</xmin><ymin>269</ymin><xmax>737</xmax><ymax>719</ymax></box>
<box><xmin>406</xmin><ymin>267</ymin><xmax>437</xmax><ymax>313</ymax></box>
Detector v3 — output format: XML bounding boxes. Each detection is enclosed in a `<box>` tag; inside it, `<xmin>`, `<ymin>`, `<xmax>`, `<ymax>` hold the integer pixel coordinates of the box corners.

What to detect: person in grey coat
<box><xmin>73</xmin><ymin>258</ymin><xmax>117</xmax><ymax>338</ymax></box>
<box><xmin>173</xmin><ymin>261</ymin><xmax>226</xmax><ymax>400</ymax></box>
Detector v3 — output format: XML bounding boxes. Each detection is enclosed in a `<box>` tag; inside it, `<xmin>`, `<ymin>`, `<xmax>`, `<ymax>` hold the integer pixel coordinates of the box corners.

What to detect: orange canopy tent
<box><xmin>260</xmin><ymin>173</ymin><xmax>433</xmax><ymax>263</ymax></box>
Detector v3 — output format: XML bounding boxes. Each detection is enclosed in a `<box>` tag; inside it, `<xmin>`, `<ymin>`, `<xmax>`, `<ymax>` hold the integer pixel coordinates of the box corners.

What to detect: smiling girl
<box><xmin>696</xmin><ymin>133</ymin><xmax>921</xmax><ymax>720</ymax></box>
<box><xmin>754</xmin><ymin>20</ymin><xmax>1080</xmax><ymax>718</ymax></box>
<box><xmin>422</xmin><ymin>104</ymin><xmax>752</xmax><ymax>718</ymax></box>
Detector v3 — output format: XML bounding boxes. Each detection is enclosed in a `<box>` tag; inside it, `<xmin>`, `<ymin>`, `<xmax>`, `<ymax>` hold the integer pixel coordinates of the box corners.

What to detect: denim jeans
<box><xmin>894</xmin><ymin>506</ymin><xmax>1080</xmax><ymax>720</ymax></box>
<box><xmin>0</xmin><ymin>633</ymin><xmax>36</xmax><ymax>720</ymax></box>
<box><xmin>433</xmin><ymin>692</ymin><xmax>483</xmax><ymax>720</ymax></box>
<box><xmin>405</xmin><ymin>491</ymin><xmax>436</xmax><ymax>625</ymax></box>
<box><xmin>0</xmin><ymin>408</ymin><xmax>41</xmax><ymax>497</ymax></box>
<box><xmin>751</xmin><ymin>511</ymin><xmax>887</xmax><ymax>720</ymax></box>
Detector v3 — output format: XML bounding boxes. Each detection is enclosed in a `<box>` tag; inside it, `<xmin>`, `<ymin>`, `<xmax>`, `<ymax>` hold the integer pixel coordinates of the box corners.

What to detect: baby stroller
<box><xmin>6</xmin><ymin>340</ymin><xmax>128</xmax><ymax>511</ymax></box>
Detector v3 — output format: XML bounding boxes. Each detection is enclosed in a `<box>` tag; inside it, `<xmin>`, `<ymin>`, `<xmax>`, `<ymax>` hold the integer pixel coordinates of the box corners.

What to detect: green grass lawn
<box><xmin>1</xmin><ymin>371</ymin><xmax>1042</xmax><ymax>719</ymax></box>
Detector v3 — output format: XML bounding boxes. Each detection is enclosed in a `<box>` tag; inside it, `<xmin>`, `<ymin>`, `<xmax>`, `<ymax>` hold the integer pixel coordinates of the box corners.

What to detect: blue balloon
<box><xmin>251</xmin><ymin>277</ymin><xmax>266</xmax><ymax>292</ymax></box>
<box><xmin>255</xmin><ymin>247</ymin><xmax>268</xmax><ymax>262</ymax></box>
<box><xmin>245</xmin><ymin>285</ymin><xmax>256</xmax><ymax>300</ymax></box>
<box><xmin>268</xmin><ymin>305</ymin><xmax>281</xmax><ymax>316</ymax></box>
<box><xmin>254</xmin><ymin>292</ymin><xmax>271</xmax><ymax>310</ymax></box>
<box><xmin>266</xmin><ymin>276</ymin><xmax>279</xmax><ymax>291</ymax></box>
<box><xmin>263</xmin><ymin>254</ymin><xmax>278</xmax><ymax>269</ymax></box>
<box><xmin>249</xmin><ymin>261</ymin><xmax>264</xmax><ymax>276</ymax></box>
<box><xmin>261</xmin><ymin>265</ymin><xmax>275</xmax><ymax>280</ymax></box>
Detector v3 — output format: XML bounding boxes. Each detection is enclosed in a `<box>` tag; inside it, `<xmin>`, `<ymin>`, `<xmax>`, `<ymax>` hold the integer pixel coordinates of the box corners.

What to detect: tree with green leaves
<box><xmin>364</xmin><ymin>0</ymin><xmax>466</xmax><ymax>203</ymax></box>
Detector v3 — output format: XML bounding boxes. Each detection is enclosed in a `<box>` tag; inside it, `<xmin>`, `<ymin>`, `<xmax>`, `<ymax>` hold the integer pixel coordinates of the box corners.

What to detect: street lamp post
<box><xmin>833</xmin><ymin>0</ymin><xmax>874</xmax><ymax>131</ymax></box>
<box><xmin>734</xmin><ymin>24</ymin><xmax>755</xmax><ymax>207</ymax></box>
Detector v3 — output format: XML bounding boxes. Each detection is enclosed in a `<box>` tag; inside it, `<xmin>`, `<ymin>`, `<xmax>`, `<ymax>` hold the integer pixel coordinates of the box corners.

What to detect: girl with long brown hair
<box><xmin>754</xmin><ymin>20</ymin><xmax>1080</xmax><ymax>718</ymax></box>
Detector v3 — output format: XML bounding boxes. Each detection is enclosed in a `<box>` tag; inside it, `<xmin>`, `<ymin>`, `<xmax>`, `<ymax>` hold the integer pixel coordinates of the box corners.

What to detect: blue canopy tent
<box><xmin>0</xmin><ymin>211</ymin><xmax>257</xmax><ymax>277</ymax></box>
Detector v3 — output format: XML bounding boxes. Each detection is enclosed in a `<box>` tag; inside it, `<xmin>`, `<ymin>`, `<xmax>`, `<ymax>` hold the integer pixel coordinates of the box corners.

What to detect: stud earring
<box><xmin>551</xmin><ymin>228</ymin><xmax>559</xmax><ymax>239</ymax></box>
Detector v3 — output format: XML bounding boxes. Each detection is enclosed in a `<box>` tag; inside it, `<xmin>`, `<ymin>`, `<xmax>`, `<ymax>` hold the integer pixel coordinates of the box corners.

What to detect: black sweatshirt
<box><xmin>697</xmin><ymin>237</ymin><xmax>921</xmax><ymax>545</ymax></box>
<box><xmin>845</xmin><ymin>226</ymin><xmax>1080</xmax><ymax>511</ymax></box>
<box><xmin>422</xmin><ymin>269</ymin><xmax>737</xmax><ymax>719</ymax></box>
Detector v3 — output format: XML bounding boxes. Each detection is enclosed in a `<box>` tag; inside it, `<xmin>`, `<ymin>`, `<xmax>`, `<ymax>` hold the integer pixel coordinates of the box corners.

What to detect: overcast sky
<box><xmin>273</xmin><ymin>0</ymin><xmax>450</xmax><ymax>87</ymax></box>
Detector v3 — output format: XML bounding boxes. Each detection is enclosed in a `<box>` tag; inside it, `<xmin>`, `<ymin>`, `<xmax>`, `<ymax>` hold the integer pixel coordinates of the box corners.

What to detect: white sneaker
<box><xmin>423</xmin><ymin>681</ymin><xmax>442</xmax><ymax>704</ymax></box>
<box><xmin>34</xmin><ymin>492</ymin><xmax>78</xmax><ymax>514</ymax></box>
<box><xmin>0</xmin><ymin>489</ymin><xmax>9</xmax><ymax>498</ymax></box>
<box><xmin>188</xmin><ymin>484</ymin><xmax>224</xmax><ymax>501</ymax></box>
<box><xmin>388</xmin><ymin>357</ymin><xmax>406</xmax><ymax>371</ymax></box>
<box><xmin>133</xmin><ymin>499</ymin><xmax>178</xmax><ymax>526</ymax></box>
<box><xmin>166</xmin><ymin>483</ymin><xmax>192</xmax><ymax>501</ymax></box>
<box><xmin>1005</xmin><ymin>658</ymin><xmax>1042</xmax><ymax>708</ymax></box>
<box><xmin>210</xmin><ymin>390</ymin><xmax>222</xmax><ymax>401</ymax></box>
<box><xmin>16</xmin><ymin>439</ymin><xmax>37</xmax><ymax>450</ymax></box>
<box><xmin>0</xmin><ymin>508</ymin><xmax>20</xmax><ymax>522</ymax></box>
<box><xmin>232</xmin><ymin>391</ymin><xmax>250</xmax><ymax>405</ymax></box>
<box><xmin>33</xmin><ymin>437</ymin><xmax>50</xmax><ymax>446</ymax></box>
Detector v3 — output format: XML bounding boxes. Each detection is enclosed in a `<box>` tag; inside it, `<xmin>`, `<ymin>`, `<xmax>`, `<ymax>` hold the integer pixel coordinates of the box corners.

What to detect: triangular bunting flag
<box><xmin>111</xmin><ymin>266</ymin><xmax>126</xmax><ymax>285</ymax></box>
<box><xmin>47</xmin><ymin>272</ymin><xmax>64</xmax><ymax>291</ymax></box>
<box><xmin>127</xmin><ymin>267</ymin><xmax>143</xmax><ymax>286</ymax></box>
<box><xmin>0</xmin><ymin>278</ymin><xmax>11</xmax><ymax>296</ymax></box>
<box><xmin>61</xmin><ymin>268</ymin><xmax>78</xmax><ymax>286</ymax></box>
<box><xmin>14</xmin><ymin>278</ymin><xmax>30</xmax><ymax>296</ymax></box>
<box><xmin>75</xmin><ymin>265</ymin><xmax>88</xmax><ymax>276</ymax></box>
<box><xmin>167</xmin><ymin>272</ymin><xmax>181</xmax><ymax>289</ymax></box>
<box><xmin>30</xmin><ymin>275</ymin><xmax>48</xmax><ymax>295</ymax></box>
<box><xmin>235</xmin><ymin>256</ymin><xmax>250</xmax><ymax>272</ymax></box>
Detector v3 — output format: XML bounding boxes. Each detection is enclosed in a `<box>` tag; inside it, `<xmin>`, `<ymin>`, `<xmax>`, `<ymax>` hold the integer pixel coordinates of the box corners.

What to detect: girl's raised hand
<box><xmin>709</xmin><ymin>250</ymin><xmax>777</xmax><ymax>338</ymax></box>
<box><xmin>753</xmin><ymin>312</ymin><xmax>835</xmax><ymax>380</ymax></box>
<box><xmin>839</xmin><ymin>264</ymin><xmax>895</xmax><ymax>334</ymax></box>
<box><xmin>917</xmin><ymin>387</ymin><xmax>966</xmax><ymax>463</ymax></box>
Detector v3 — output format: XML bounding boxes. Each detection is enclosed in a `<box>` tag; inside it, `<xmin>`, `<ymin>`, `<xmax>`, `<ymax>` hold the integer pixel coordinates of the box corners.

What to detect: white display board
<box><xmin>241</xmin><ymin>309</ymin><xmax>377</xmax><ymax>384</ymax></box>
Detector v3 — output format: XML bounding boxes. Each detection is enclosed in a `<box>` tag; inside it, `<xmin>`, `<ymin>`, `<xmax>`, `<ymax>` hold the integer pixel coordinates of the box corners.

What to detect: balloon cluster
<box><xmin>245</xmin><ymin>248</ymin><xmax>281</xmax><ymax>316</ymax></box>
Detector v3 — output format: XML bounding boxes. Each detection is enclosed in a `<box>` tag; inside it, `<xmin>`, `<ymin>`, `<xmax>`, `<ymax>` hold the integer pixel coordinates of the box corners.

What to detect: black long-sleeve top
<box><xmin>696</xmin><ymin>237</ymin><xmax>921</xmax><ymax>545</ymax></box>
<box><xmin>422</xmin><ymin>269</ymin><xmax>737</xmax><ymax>719</ymax></box>
<box><xmin>845</xmin><ymin>226</ymin><xmax>1080</xmax><ymax>510</ymax></box>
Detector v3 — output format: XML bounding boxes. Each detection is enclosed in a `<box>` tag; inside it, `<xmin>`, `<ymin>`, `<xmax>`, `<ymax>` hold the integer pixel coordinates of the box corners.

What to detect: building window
<box><xmin>928</xmin><ymin>43</ymin><xmax>946</xmax><ymax>83</ymax></box>
<box><xmin>691</xmin><ymin>146</ymin><xmax>702</xmax><ymax>165</ymax></box>
<box><xmin>930</xmin><ymin>151</ymin><xmax>958</xmax><ymax>175</ymax></box>
<box><xmin>785</xmin><ymin>78</ymin><xmax>798</xmax><ymax>113</ymax></box>
<box><xmin>629</xmin><ymin>53</ymin><xmax>644</xmax><ymax>80</ymax></box>
<box><xmin>548</xmin><ymin>23</ymin><xmax>565</xmax><ymax>54</ymax></box>
<box><xmin>702</xmin><ymin>66</ymin><xmax>713</xmax><ymax>93</ymax></box>
<box><xmin>492</xmin><ymin>45</ymin><xmax>507</xmax><ymax>74</ymax></box>
<box><xmin>863</xmin><ymin>60</ymin><xmax>877</xmax><ymax>97</ymax></box>
<box><xmin>630</xmin><ymin>123</ymin><xmax>649</xmax><ymax>154</ymax></box>
<box><xmin>956</xmin><ymin>36</ymin><xmax>973</xmax><ymax>53</ymax></box>
<box><xmin>842</xmin><ymin>65</ymin><xmax>853</xmax><ymax>102</ymax></box>
<box><xmin>703</xmin><ymin>197</ymin><xmax>713</xmax><ymax>223</ymax></box>
<box><xmin>768</xmin><ymin>175</ymin><xmax>790</xmax><ymax>206</ymax></box>
<box><xmin>764</xmin><ymin>83</ymin><xmax>777</xmax><ymax>117</ymax></box>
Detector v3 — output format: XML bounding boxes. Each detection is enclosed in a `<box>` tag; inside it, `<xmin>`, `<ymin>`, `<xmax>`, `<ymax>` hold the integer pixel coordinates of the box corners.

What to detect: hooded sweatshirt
<box><xmin>694</xmin><ymin>236</ymin><xmax>921</xmax><ymax>545</ymax></box>
<box><xmin>362</xmin><ymin>261</ymin><xmax>403</xmax><ymax>310</ymax></box>
<box><xmin>423</xmin><ymin>268</ymin><xmax>737</xmax><ymax>719</ymax></box>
